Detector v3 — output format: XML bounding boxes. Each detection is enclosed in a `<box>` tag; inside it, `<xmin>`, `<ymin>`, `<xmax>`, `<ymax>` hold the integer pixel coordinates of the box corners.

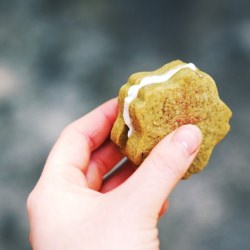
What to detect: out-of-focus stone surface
<box><xmin>0</xmin><ymin>0</ymin><xmax>249</xmax><ymax>249</ymax></box>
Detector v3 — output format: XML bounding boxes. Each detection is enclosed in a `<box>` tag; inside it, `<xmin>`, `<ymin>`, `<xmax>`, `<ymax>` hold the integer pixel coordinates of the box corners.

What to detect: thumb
<box><xmin>119</xmin><ymin>124</ymin><xmax>202</xmax><ymax>216</ymax></box>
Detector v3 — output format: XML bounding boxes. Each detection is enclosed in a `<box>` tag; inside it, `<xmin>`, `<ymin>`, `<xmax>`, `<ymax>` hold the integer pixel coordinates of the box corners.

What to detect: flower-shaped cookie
<box><xmin>111</xmin><ymin>60</ymin><xmax>232</xmax><ymax>178</ymax></box>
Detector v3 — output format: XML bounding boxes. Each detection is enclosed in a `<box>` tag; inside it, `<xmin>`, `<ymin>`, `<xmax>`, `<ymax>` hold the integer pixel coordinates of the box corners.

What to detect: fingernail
<box><xmin>172</xmin><ymin>125</ymin><xmax>202</xmax><ymax>155</ymax></box>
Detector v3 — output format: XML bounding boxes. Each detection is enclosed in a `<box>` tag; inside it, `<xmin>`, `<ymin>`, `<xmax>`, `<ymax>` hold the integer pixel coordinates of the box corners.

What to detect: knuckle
<box><xmin>149</xmin><ymin>145</ymin><xmax>187</xmax><ymax>179</ymax></box>
<box><xmin>26</xmin><ymin>191</ymin><xmax>36</xmax><ymax>213</ymax></box>
<box><xmin>26</xmin><ymin>187</ymin><xmax>44</xmax><ymax>215</ymax></box>
<box><xmin>164</xmin><ymin>154</ymin><xmax>185</xmax><ymax>179</ymax></box>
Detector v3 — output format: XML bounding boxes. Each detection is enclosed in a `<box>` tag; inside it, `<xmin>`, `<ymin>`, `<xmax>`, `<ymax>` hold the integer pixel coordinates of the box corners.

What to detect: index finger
<box><xmin>45</xmin><ymin>98</ymin><xmax>118</xmax><ymax>175</ymax></box>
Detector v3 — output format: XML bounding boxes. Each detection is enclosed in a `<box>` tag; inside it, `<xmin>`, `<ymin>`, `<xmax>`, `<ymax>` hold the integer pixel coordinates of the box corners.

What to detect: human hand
<box><xmin>27</xmin><ymin>98</ymin><xmax>202</xmax><ymax>250</ymax></box>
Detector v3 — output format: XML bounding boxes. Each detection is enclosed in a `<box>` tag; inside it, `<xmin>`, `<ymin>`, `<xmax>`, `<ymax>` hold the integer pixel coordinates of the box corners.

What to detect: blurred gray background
<box><xmin>0</xmin><ymin>0</ymin><xmax>249</xmax><ymax>249</ymax></box>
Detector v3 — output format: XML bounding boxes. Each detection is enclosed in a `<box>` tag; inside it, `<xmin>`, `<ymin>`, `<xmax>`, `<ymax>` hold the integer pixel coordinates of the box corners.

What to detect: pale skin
<box><xmin>27</xmin><ymin>98</ymin><xmax>202</xmax><ymax>250</ymax></box>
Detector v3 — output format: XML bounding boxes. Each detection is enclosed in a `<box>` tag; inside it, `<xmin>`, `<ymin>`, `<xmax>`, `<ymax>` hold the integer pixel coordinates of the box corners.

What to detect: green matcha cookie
<box><xmin>111</xmin><ymin>60</ymin><xmax>232</xmax><ymax>178</ymax></box>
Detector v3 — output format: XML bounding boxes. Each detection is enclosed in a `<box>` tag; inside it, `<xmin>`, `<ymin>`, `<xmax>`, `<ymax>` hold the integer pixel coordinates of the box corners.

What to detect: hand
<box><xmin>27</xmin><ymin>98</ymin><xmax>202</xmax><ymax>250</ymax></box>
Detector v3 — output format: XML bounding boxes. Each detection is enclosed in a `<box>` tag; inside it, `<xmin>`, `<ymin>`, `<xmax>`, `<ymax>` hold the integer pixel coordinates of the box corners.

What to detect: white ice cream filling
<box><xmin>123</xmin><ymin>62</ymin><xmax>197</xmax><ymax>137</ymax></box>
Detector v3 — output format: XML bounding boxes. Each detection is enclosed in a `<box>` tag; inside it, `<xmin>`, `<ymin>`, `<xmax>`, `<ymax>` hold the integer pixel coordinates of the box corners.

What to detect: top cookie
<box><xmin>111</xmin><ymin>60</ymin><xmax>232</xmax><ymax>178</ymax></box>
